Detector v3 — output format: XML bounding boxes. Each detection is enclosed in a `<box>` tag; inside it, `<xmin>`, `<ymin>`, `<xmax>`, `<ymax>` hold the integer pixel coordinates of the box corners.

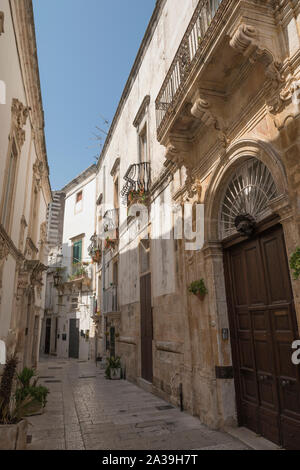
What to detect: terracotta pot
<box><xmin>196</xmin><ymin>292</ymin><xmax>206</xmax><ymax>301</ymax></box>
<box><xmin>0</xmin><ymin>420</ymin><xmax>28</xmax><ymax>450</ymax></box>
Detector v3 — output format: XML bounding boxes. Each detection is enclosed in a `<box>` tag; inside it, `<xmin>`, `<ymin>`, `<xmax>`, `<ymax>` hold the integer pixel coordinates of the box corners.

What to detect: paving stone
<box><xmin>26</xmin><ymin>357</ymin><xmax>250</xmax><ymax>451</ymax></box>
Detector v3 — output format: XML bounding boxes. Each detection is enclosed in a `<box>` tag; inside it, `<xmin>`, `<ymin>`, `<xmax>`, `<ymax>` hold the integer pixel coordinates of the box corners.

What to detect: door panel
<box><xmin>69</xmin><ymin>319</ymin><xmax>79</xmax><ymax>359</ymax></box>
<box><xmin>140</xmin><ymin>273</ymin><xmax>153</xmax><ymax>383</ymax></box>
<box><xmin>225</xmin><ymin>224</ymin><xmax>300</xmax><ymax>449</ymax></box>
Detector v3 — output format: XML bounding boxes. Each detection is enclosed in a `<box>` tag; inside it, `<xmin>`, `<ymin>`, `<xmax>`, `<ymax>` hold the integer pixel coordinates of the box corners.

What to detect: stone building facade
<box><xmin>41</xmin><ymin>166</ymin><xmax>98</xmax><ymax>361</ymax></box>
<box><xmin>94</xmin><ymin>0</ymin><xmax>300</xmax><ymax>450</ymax></box>
<box><xmin>0</xmin><ymin>0</ymin><xmax>52</xmax><ymax>367</ymax></box>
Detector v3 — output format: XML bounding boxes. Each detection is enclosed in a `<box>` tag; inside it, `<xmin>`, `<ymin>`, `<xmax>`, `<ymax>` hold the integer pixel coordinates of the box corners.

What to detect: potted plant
<box><xmin>290</xmin><ymin>248</ymin><xmax>300</xmax><ymax>280</ymax></box>
<box><xmin>92</xmin><ymin>249</ymin><xmax>102</xmax><ymax>264</ymax></box>
<box><xmin>105</xmin><ymin>356</ymin><xmax>122</xmax><ymax>380</ymax></box>
<box><xmin>105</xmin><ymin>237</ymin><xmax>116</xmax><ymax>251</ymax></box>
<box><xmin>15</xmin><ymin>367</ymin><xmax>49</xmax><ymax>416</ymax></box>
<box><xmin>127</xmin><ymin>187</ymin><xmax>149</xmax><ymax>206</ymax></box>
<box><xmin>188</xmin><ymin>279</ymin><xmax>208</xmax><ymax>301</ymax></box>
<box><xmin>0</xmin><ymin>356</ymin><xmax>33</xmax><ymax>450</ymax></box>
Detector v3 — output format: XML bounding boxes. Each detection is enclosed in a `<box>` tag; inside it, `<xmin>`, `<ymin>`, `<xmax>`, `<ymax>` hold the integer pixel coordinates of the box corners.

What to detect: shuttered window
<box><xmin>72</xmin><ymin>240</ymin><xmax>82</xmax><ymax>265</ymax></box>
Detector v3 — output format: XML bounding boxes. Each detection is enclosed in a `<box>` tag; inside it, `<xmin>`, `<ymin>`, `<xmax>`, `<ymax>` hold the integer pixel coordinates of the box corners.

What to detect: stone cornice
<box><xmin>9</xmin><ymin>0</ymin><xmax>51</xmax><ymax>203</ymax></box>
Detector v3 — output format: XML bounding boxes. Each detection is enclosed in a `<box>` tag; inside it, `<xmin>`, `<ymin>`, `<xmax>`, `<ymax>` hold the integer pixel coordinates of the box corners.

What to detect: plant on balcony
<box><xmin>105</xmin><ymin>356</ymin><xmax>122</xmax><ymax>380</ymax></box>
<box><xmin>0</xmin><ymin>356</ymin><xmax>33</xmax><ymax>449</ymax></box>
<box><xmin>127</xmin><ymin>187</ymin><xmax>149</xmax><ymax>206</ymax></box>
<box><xmin>92</xmin><ymin>249</ymin><xmax>102</xmax><ymax>264</ymax></box>
<box><xmin>15</xmin><ymin>368</ymin><xmax>49</xmax><ymax>416</ymax></box>
<box><xmin>188</xmin><ymin>279</ymin><xmax>208</xmax><ymax>301</ymax></box>
<box><xmin>105</xmin><ymin>237</ymin><xmax>116</xmax><ymax>251</ymax></box>
<box><xmin>69</xmin><ymin>265</ymin><xmax>88</xmax><ymax>281</ymax></box>
<box><xmin>290</xmin><ymin>247</ymin><xmax>300</xmax><ymax>280</ymax></box>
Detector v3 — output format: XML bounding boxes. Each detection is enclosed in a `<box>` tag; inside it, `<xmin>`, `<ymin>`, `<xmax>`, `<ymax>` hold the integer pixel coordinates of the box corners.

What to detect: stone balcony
<box><xmin>155</xmin><ymin>0</ymin><xmax>286</xmax><ymax>168</ymax></box>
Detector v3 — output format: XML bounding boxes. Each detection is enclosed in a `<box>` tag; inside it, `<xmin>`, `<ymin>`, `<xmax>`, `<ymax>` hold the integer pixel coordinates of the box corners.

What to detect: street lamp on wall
<box><xmin>53</xmin><ymin>271</ymin><xmax>61</xmax><ymax>288</ymax></box>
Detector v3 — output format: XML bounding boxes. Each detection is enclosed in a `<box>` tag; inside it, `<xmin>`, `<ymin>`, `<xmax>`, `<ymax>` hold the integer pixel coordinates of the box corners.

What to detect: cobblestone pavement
<box><xmin>27</xmin><ymin>358</ymin><xmax>249</xmax><ymax>451</ymax></box>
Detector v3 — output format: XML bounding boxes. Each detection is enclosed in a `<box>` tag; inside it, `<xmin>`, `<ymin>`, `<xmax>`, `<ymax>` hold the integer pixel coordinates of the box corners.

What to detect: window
<box><xmin>1</xmin><ymin>139</ymin><xmax>18</xmax><ymax>232</ymax></box>
<box><xmin>75</xmin><ymin>190</ymin><xmax>83</xmax><ymax>214</ymax></box>
<box><xmin>76</xmin><ymin>191</ymin><xmax>82</xmax><ymax>203</ymax></box>
<box><xmin>114</xmin><ymin>178</ymin><xmax>119</xmax><ymax>209</ymax></box>
<box><xmin>72</xmin><ymin>239</ymin><xmax>82</xmax><ymax>266</ymax></box>
<box><xmin>139</xmin><ymin>127</ymin><xmax>148</xmax><ymax>163</ymax></box>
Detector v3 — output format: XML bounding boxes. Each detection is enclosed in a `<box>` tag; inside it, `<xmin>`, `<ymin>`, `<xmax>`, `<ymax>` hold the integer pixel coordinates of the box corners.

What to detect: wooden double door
<box><xmin>140</xmin><ymin>273</ymin><xmax>153</xmax><ymax>383</ymax></box>
<box><xmin>225</xmin><ymin>224</ymin><xmax>300</xmax><ymax>450</ymax></box>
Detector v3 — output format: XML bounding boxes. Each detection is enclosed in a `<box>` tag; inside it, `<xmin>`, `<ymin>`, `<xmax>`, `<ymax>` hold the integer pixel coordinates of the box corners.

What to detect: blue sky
<box><xmin>33</xmin><ymin>0</ymin><xmax>156</xmax><ymax>190</ymax></box>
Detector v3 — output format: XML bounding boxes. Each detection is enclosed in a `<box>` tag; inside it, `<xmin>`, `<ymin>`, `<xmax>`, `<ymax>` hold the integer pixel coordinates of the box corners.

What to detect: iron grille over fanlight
<box><xmin>220</xmin><ymin>158</ymin><xmax>278</xmax><ymax>240</ymax></box>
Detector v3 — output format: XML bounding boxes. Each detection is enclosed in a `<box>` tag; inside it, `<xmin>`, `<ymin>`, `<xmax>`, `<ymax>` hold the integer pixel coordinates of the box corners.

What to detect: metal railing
<box><xmin>103</xmin><ymin>209</ymin><xmax>119</xmax><ymax>233</ymax></box>
<box><xmin>103</xmin><ymin>285</ymin><xmax>118</xmax><ymax>314</ymax></box>
<box><xmin>155</xmin><ymin>0</ymin><xmax>225</xmax><ymax>136</ymax></box>
<box><xmin>121</xmin><ymin>162</ymin><xmax>151</xmax><ymax>198</ymax></box>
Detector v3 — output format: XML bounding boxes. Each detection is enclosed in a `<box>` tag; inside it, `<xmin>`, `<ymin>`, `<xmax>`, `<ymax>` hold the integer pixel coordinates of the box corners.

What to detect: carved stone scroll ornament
<box><xmin>11</xmin><ymin>99</ymin><xmax>30</xmax><ymax>149</ymax></box>
<box><xmin>191</xmin><ymin>97</ymin><xmax>230</xmax><ymax>148</ymax></box>
<box><xmin>0</xmin><ymin>234</ymin><xmax>10</xmax><ymax>266</ymax></box>
<box><xmin>185</xmin><ymin>171</ymin><xmax>202</xmax><ymax>201</ymax></box>
<box><xmin>165</xmin><ymin>144</ymin><xmax>185</xmax><ymax>169</ymax></box>
<box><xmin>229</xmin><ymin>24</ymin><xmax>285</xmax><ymax>114</ymax></box>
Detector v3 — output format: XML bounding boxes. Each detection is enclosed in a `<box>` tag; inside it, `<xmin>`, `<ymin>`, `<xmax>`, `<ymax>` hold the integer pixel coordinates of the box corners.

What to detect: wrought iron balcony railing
<box><xmin>121</xmin><ymin>162</ymin><xmax>151</xmax><ymax>198</ymax></box>
<box><xmin>103</xmin><ymin>209</ymin><xmax>119</xmax><ymax>233</ymax></box>
<box><xmin>155</xmin><ymin>0</ymin><xmax>226</xmax><ymax>138</ymax></box>
<box><xmin>103</xmin><ymin>285</ymin><xmax>118</xmax><ymax>314</ymax></box>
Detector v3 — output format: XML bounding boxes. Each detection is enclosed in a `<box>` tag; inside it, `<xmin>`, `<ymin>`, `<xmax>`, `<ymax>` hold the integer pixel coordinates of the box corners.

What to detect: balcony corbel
<box><xmin>228</xmin><ymin>22</ymin><xmax>286</xmax><ymax>114</ymax></box>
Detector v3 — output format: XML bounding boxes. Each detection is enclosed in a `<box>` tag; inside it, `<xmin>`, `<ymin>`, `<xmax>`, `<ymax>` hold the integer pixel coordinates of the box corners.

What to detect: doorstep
<box><xmin>224</xmin><ymin>426</ymin><xmax>282</xmax><ymax>451</ymax></box>
<box><xmin>137</xmin><ymin>377</ymin><xmax>153</xmax><ymax>393</ymax></box>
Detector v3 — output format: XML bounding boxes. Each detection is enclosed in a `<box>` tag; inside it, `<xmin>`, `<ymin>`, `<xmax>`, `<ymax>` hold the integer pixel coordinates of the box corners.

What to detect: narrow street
<box><xmin>27</xmin><ymin>358</ymin><xmax>249</xmax><ymax>451</ymax></box>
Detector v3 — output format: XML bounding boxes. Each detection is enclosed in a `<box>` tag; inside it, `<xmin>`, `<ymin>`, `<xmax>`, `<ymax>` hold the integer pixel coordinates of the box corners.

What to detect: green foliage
<box><xmin>105</xmin><ymin>356</ymin><xmax>121</xmax><ymax>379</ymax></box>
<box><xmin>16</xmin><ymin>367</ymin><xmax>36</xmax><ymax>389</ymax></box>
<box><xmin>188</xmin><ymin>279</ymin><xmax>208</xmax><ymax>296</ymax></box>
<box><xmin>0</xmin><ymin>356</ymin><xmax>34</xmax><ymax>424</ymax></box>
<box><xmin>0</xmin><ymin>395</ymin><xmax>34</xmax><ymax>425</ymax></box>
<box><xmin>15</xmin><ymin>367</ymin><xmax>50</xmax><ymax>411</ymax></box>
<box><xmin>0</xmin><ymin>355</ymin><xmax>18</xmax><ymax>416</ymax></box>
<box><xmin>15</xmin><ymin>386</ymin><xmax>49</xmax><ymax>409</ymax></box>
<box><xmin>290</xmin><ymin>247</ymin><xmax>300</xmax><ymax>280</ymax></box>
<box><xmin>69</xmin><ymin>265</ymin><xmax>87</xmax><ymax>281</ymax></box>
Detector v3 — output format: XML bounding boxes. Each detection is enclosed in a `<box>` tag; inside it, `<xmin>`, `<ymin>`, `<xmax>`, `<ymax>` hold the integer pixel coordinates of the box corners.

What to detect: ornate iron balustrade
<box><xmin>121</xmin><ymin>162</ymin><xmax>151</xmax><ymax>198</ymax></box>
<box><xmin>103</xmin><ymin>285</ymin><xmax>118</xmax><ymax>314</ymax></box>
<box><xmin>155</xmin><ymin>0</ymin><xmax>226</xmax><ymax>138</ymax></box>
<box><xmin>103</xmin><ymin>209</ymin><xmax>119</xmax><ymax>233</ymax></box>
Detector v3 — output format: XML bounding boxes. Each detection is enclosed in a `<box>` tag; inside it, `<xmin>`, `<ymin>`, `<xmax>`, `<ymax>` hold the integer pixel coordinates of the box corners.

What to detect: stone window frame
<box><xmin>133</xmin><ymin>95</ymin><xmax>151</xmax><ymax>164</ymax></box>
<box><xmin>0</xmin><ymin>137</ymin><xmax>19</xmax><ymax>234</ymax></box>
<box><xmin>0</xmin><ymin>99</ymin><xmax>29</xmax><ymax>236</ymax></box>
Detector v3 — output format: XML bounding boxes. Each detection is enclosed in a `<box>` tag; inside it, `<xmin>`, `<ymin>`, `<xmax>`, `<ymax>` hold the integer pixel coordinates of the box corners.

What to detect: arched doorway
<box><xmin>217</xmin><ymin>156</ymin><xmax>300</xmax><ymax>449</ymax></box>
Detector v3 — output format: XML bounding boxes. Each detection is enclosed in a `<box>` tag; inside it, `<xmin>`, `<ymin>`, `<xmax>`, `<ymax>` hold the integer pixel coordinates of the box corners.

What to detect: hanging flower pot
<box><xmin>188</xmin><ymin>279</ymin><xmax>208</xmax><ymax>301</ymax></box>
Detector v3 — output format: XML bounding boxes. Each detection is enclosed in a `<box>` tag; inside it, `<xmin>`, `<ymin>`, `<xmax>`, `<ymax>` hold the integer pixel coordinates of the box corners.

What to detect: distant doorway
<box><xmin>69</xmin><ymin>319</ymin><xmax>79</xmax><ymax>359</ymax></box>
<box><xmin>44</xmin><ymin>318</ymin><xmax>51</xmax><ymax>354</ymax></box>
